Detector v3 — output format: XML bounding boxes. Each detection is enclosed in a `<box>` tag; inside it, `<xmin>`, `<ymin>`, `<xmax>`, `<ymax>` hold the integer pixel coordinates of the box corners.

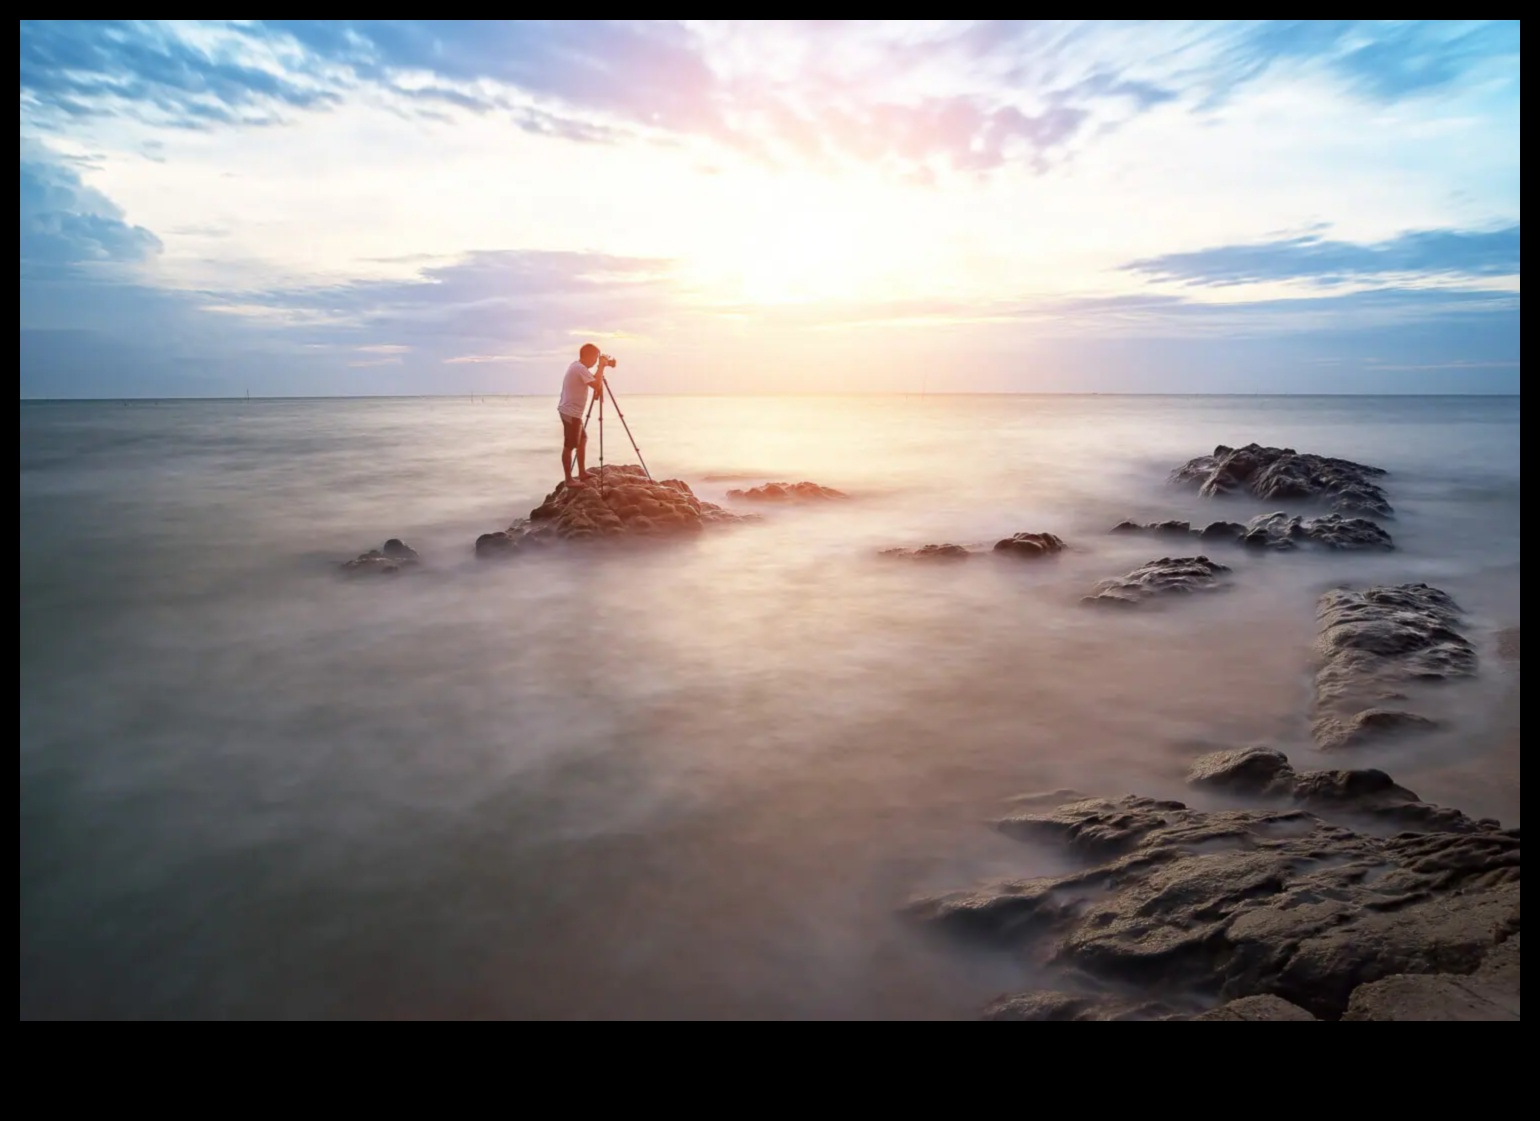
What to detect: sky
<box><xmin>18</xmin><ymin>19</ymin><xmax>1522</xmax><ymax>397</ymax></box>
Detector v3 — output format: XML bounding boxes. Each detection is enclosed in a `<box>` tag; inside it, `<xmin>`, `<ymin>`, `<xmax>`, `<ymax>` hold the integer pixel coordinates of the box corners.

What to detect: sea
<box><xmin>18</xmin><ymin>394</ymin><xmax>1522</xmax><ymax>1020</ymax></box>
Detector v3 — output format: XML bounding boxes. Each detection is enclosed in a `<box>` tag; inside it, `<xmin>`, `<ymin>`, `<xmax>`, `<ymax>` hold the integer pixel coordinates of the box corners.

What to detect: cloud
<box><xmin>20</xmin><ymin>145</ymin><xmax>163</xmax><ymax>267</ymax></box>
<box><xmin>1124</xmin><ymin>225</ymin><xmax>1520</xmax><ymax>288</ymax></box>
<box><xmin>172</xmin><ymin>250</ymin><xmax>684</xmax><ymax>384</ymax></box>
<box><xmin>19</xmin><ymin>20</ymin><xmax>342</xmax><ymax>128</ymax></box>
<box><xmin>1224</xmin><ymin>19</ymin><xmax>1520</xmax><ymax>102</ymax></box>
<box><xmin>22</xmin><ymin>21</ymin><xmax>1519</xmax><ymax>178</ymax></box>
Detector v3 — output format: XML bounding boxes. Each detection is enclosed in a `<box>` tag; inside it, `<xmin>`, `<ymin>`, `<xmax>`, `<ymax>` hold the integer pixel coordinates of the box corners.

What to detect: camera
<box><xmin>600</xmin><ymin>355</ymin><xmax>618</xmax><ymax>369</ymax></box>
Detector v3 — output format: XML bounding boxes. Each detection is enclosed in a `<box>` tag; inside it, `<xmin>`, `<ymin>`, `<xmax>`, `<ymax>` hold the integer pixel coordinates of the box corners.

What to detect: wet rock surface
<box><xmin>1187</xmin><ymin>747</ymin><xmax>1496</xmax><ymax>833</ymax></box>
<box><xmin>908</xmin><ymin>789</ymin><xmax>1520</xmax><ymax>1020</ymax></box>
<box><xmin>1084</xmin><ymin>556</ymin><xmax>1230</xmax><ymax>606</ymax></box>
<box><xmin>476</xmin><ymin>465</ymin><xmax>754</xmax><ymax>557</ymax></box>
<box><xmin>983</xmin><ymin>990</ymin><xmax>1189</xmax><ymax>1021</ymax></box>
<box><xmin>726</xmin><ymin>480</ymin><xmax>848</xmax><ymax>502</ymax></box>
<box><xmin>994</xmin><ymin>531</ymin><xmax>1065</xmax><ymax>560</ymax></box>
<box><xmin>1171</xmin><ymin>443</ymin><xmax>1393</xmax><ymax>518</ymax></box>
<box><xmin>341</xmin><ymin>538</ymin><xmax>420</xmax><ymax>575</ymax></box>
<box><xmin>1341</xmin><ymin>966</ymin><xmax>1519</xmax><ymax>1021</ymax></box>
<box><xmin>1113</xmin><ymin>513</ymin><xmax>1393</xmax><ymax>551</ymax></box>
<box><xmin>1192</xmin><ymin>994</ymin><xmax>1318</xmax><ymax>1021</ymax></box>
<box><xmin>1312</xmin><ymin>584</ymin><xmax>1477</xmax><ymax>750</ymax></box>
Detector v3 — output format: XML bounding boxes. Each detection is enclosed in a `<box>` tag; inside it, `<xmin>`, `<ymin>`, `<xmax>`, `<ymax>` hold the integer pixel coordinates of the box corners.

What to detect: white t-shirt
<box><xmin>557</xmin><ymin>360</ymin><xmax>595</xmax><ymax>418</ymax></box>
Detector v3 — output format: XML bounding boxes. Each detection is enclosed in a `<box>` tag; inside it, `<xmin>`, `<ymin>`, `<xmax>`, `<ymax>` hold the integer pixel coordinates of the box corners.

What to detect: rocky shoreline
<box><xmin>341</xmin><ymin>443</ymin><xmax>1518</xmax><ymax>1018</ymax></box>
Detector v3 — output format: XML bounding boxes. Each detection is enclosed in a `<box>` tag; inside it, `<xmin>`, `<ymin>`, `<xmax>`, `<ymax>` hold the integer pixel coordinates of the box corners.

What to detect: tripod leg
<box><xmin>605</xmin><ymin>381</ymin><xmax>652</xmax><ymax>481</ymax></box>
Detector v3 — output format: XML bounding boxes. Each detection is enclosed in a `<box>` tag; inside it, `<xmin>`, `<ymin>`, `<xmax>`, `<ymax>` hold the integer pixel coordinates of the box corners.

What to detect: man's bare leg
<box><xmin>577</xmin><ymin>432</ymin><xmax>591</xmax><ymax>481</ymax></box>
<box><xmin>562</xmin><ymin>445</ymin><xmax>576</xmax><ymax>486</ymax></box>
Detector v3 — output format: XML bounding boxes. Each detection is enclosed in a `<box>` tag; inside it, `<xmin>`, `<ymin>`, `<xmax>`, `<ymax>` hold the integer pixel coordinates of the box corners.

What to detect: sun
<box><xmin>675</xmin><ymin>171</ymin><xmax>920</xmax><ymax>308</ymax></box>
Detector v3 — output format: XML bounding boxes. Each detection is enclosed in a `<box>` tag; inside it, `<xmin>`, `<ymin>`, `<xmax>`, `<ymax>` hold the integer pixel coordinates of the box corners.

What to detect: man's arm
<box><xmin>590</xmin><ymin>357</ymin><xmax>612</xmax><ymax>397</ymax></box>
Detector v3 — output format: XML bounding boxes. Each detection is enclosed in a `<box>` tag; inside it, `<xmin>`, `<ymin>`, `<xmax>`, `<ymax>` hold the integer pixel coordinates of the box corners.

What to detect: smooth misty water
<box><xmin>19</xmin><ymin>394</ymin><xmax>1521</xmax><ymax>1019</ymax></box>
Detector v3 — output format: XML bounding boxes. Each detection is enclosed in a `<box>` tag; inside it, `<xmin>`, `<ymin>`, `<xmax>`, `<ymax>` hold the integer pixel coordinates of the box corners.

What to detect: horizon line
<box><xmin>17</xmin><ymin>390</ymin><xmax>1524</xmax><ymax>404</ymax></box>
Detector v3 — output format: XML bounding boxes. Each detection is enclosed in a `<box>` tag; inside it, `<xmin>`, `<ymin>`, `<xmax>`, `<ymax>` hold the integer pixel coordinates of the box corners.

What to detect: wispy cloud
<box><xmin>1125</xmin><ymin>225</ymin><xmax>1520</xmax><ymax>288</ymax></box>
<box><xmin>17</xmin><ymin>22</ymin><xmax>1522</xmax><ymax>397</ymax></box>
<box><xmin>20</xmin><ymin>21</ymin><xmax>1521</xmax><ymax>176</ymax></box>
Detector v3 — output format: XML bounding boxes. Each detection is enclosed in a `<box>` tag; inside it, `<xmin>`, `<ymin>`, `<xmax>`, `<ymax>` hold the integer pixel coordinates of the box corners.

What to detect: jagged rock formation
<box><xmin>1171</xmin><ymin>443</ymin><xmax>1393</xmax><ymax>518</ymax></box>
<box><xmin>1187</xmin><ymin>746</ymin><xmax>1497</xmax><ymax>833</ymax></box>
<box><xmin>475</xmin><ymin>465</ymin><xmax>754</xmax><ymax>557</ymax></box>
<box><xmin>726</xmin><ymin>481</ymin><xmax>848</xmax><ymax>502</ymax></box>
<box><xmin>1112</xmin><ymin>512</ymin><xmax>1393</xmax><ymax>551</ymax></box>
<box><xmin>908</xmin><ymin>788</ymin><xmax>1519</xmax><ymax>1021</ymax></box>
<box><xmin>1084</xmin><ymin>556</ymin><xmax>1230</xmax><ymax>606</ymax></box>
<box><xmin>1312</xmin><ymin>584</ymin><xmax>1477</xmax><ymax>750</ymax></box>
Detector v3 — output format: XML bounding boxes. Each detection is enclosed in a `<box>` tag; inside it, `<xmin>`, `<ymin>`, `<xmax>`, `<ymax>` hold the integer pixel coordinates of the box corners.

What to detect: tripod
<box><xmin>580</xmin><ymin>373</ymin><xmax>651</xmax><ymax>489</ymax></box>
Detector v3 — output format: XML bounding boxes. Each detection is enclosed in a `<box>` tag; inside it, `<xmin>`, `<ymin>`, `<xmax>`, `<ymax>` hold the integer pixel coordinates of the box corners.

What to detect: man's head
<box><xmin>579</xmin><ymin>343</ymin><xmax>601</xmax><ymax>368</ymax></box>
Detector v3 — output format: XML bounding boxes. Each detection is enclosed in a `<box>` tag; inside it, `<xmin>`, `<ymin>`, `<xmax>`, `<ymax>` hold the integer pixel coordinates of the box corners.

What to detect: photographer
<box><xmin>556</xmin><ymin>343</ymin><xmax>616</xmax><ymax>487</ymax></box>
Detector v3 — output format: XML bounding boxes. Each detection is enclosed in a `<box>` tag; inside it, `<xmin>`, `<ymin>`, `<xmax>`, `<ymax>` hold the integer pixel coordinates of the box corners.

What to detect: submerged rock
<box><xmin>1084</xmin><ymin>556</ymin><xmax>1230</xmax><ymax>606</ymax></box>
<box><xmin>1112</xmin><ymin>519</ymin><xmax>1195</xmax><ymax>538</ymax></box>
<box><xmin>1171</xmin><ymin>443</ymin><xmax>1393</xmax><ymax>518</ymax></box>
<box><xmin>726</xmin><ymin>480</ymin><xmax>848</xmax><ymax>502</ymax></box>
<box><xmin>1311</xmin><ymin>584</ymin><xmax>1477</xmax><ymax>750</ymax></box>
<box><xmin>879</xmin><ymin>531</ymin><xmax>1065</xmax><ymax>562</ymax></box>
<box><xmin>1187</xmin><ymin>746</ymin><xmax>1495</xmax><ymax>833</ymax></box>
<box><xmin>880</xmin><ymin>543</ymin><xmax>973</xmax><ymax>561</ymax></box>
<box><xmin>341</xmin><ymin>538</ymin><xmax>421</xmax><ymax>575</ymax></box>
<box><xmin>1113</xmin><ymin>513</ymin><xmax>1393</xmax><ymax>551</ymax></box>
<box><xmin>994</xmin><ymin>531</ymin><xmax>1065</xmax><ymax>560</ymax></box>
<box><xmin>477</xmin><ymin>465</ymin><xmax>755</xmax><ymax>558</ymax></box>
<box><xmin>907</xmin><ymin>789</ymin><xmax>1519</xmax><ymax>1020</ymax></box>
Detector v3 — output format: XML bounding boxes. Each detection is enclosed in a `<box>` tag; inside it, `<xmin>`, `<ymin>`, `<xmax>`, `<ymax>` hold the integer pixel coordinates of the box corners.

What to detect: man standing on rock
<box><xmin>558</xmin><ymin>343</ymin><xmax>614</xmax><ymax>487</ymax></box>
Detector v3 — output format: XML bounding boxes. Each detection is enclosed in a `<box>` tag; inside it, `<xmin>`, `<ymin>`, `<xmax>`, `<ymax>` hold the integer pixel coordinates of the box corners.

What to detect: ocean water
<box><xmin>19</xmin><ymin>394</ymin><xmax>1522</xmax><ymax>1020</ymax></box>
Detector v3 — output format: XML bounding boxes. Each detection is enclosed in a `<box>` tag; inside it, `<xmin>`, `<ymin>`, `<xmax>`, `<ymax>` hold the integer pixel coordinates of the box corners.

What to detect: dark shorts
<box><xmin>560</xmin><ymin>412</ymin><xmax>584</xmax><ymax>450</ymax></box>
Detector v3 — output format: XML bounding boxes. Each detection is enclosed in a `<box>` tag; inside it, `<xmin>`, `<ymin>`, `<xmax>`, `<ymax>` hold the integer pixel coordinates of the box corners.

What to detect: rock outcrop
<box><xmin>476</xmin><ymin>465</ymin><xmax>754</xmax><ymax>557</ymax></box>
<box><xmin>983</xmin><ymin>990</ymin><xmax>1188</xmax><ymax>1021</ymax></box>
<box><xmin>726</xmin><ymin>481</ymin><xmax>848</xmax><ymax>502</ymax></box>
<box><xmin>880</xmin><ymin>544</ymin><xmax>973</xmax><ymax>561</ymax></box>
<box><xmin>879</xmin><ymin>531</ymin><xmax>1064</xmax><ymax>562</ymax></box>
<box><xmin>1084</xmin><ymin>556</ymin><xmax>1230</xmax><ymax>606</ymax></box>
<box><xmin>907</xmin><ymin>789</ymin><xmax>1519</xmax><ymax>1020</ymax></box>
<box><xmin>1113</xmin><ymin>513</ymin><xmax>1393</xmax><ymax>551</ymax></box>
<box><xmin>1187</xmin><ymin>747</ymin><xmax>1497</xmax><ymax>833</ymax></box>
<box><xmin>341</xmin><ymin>538</ymin><xmax>420</xmax><ymax>575</ymax></box>
<box><xmin>1191</xmin><ymin>994</ymin><xmax>1318</xmax><ymax>1021</ymax></box>
<box><xmin>994</xmin><ymin>531</ymin><xmax>1065</xmax><ymax>560</ymax></box>
<box><xmin>1311</xmin><ymin>584</ymin><xmax>1477</xmax><ymax>750</ymax></box>
<box><xmin>1171</xmin><ymin>443</ymin><xmax>1393</xmax><ymax>518</ymax></box>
